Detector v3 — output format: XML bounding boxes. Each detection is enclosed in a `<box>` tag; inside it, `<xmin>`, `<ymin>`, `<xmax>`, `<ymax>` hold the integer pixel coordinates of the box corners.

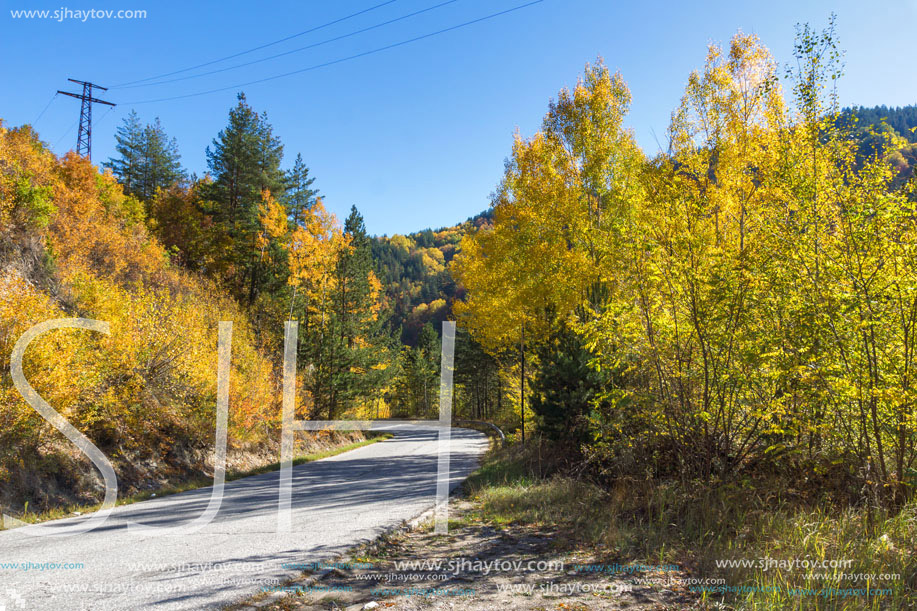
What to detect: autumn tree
<box><xmin>455</xmin><ymin>23</ymin><xmax>917</xmax><ymax>501</ymax></box>
<box><xmin>0</xmin><ymin>124</ymin><xmax>277</xmax><ymax>507</ymax></box>
<box><xmin>453</xmin><ymin>60</ymin><xmax>643</xmax><ymax>440</ymax></box>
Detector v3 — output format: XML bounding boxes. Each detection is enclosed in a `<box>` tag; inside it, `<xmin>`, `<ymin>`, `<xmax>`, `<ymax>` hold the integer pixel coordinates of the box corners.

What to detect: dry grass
<box><xmin>463</xmin><ymin>441</ymin><xmax>917</xmax><ymax>610</ymax></box>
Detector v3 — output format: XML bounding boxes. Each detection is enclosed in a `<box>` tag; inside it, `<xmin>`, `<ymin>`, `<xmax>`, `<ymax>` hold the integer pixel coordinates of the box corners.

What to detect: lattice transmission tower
<box><xmin>57</xmin><ymin>79</ymin><xmax>115</xmax><ymax>160</ymax></box>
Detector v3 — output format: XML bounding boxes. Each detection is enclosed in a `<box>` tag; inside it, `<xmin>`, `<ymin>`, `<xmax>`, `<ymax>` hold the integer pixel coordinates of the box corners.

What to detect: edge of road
<box><xmin>224</xmin><ymin>426</ymin><xmax>492</xmax><ymax>610</ymax></box>
<box><xmin>0</xmin><ymin>433</ymin><xmax>395</xmax><ymax>532</ymax></box>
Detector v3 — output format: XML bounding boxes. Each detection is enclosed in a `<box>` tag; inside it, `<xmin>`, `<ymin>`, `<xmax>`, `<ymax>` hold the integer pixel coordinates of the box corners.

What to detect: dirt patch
<box><xmin>229</xmin><ymin>499</ymin><xmax>703</xmax><ymax>611</ymax></box>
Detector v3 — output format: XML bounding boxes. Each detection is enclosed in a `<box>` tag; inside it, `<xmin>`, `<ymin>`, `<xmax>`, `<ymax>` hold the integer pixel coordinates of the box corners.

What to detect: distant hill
<box><xmin>372</xmin><ymin>210</ymin><xmax>492</xmax><ymax>345</ymax></box>
<box><xmin>374</xmin><ymin>104</ymin><xmax>917</xmax><ymax>348</ymax></box>
<box><xmin>840</xmin><ymin>104</ymin><xmax>917</xmax><ymax>187</ymax></box>
<box><xmin>372</xmin><ymin>103</ymin><xmax>917</xmax><ymax>348</ymax></box>
<box><xmin>842</xmin><ymin>104</ymin><xmax>917</xmax><ymax>143</ymax></box>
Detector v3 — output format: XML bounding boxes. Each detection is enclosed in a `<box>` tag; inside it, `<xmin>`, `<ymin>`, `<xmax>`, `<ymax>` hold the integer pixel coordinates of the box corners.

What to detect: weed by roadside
<box><xmin>464</xmin><ymin>441</ymin><xmax>916</xmax><ymax>610</ymax></box>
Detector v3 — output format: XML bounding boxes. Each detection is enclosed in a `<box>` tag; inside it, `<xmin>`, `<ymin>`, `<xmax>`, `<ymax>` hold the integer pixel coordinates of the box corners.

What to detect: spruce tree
<box><xmin>416</xmin><ymin>322</ymin><xmax>441</xmax><ymax>416</ymax></box>
<box><xmin>104</xmin><ymin>110</ymin><xmax>143</xmax><ymax>196</ymax></box>
<box><xmin>136</xmin><ymin>118</ymin><xmax>184</xmax><ymax>201</ymax></box>
<box><xmin>285</xmin><ymin>153</ymin><xmax>318</xmax><ymax>227</ymax></box>
<box><xmin>529</xmin><ymin>324</ymin><xmax>608</xmax><ymax>443</ymax></box>
<box><xmin>307</xmin><ymin>206</ymin><xmax>389</xmax><ymax>419</ymax></box>
<box><xmin>105</xmin><ymin>112</ymin><xmax>184</xmax><ymax>201</ymax></box>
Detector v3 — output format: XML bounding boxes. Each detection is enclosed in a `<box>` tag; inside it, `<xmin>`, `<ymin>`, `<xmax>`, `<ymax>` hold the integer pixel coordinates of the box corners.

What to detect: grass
<box><xmin>1</xmin><ymin>433</ymin><xmax>392</xmax><ymax>529</ymax></box>
<box><xmin>463</xmin><ymin>441</ymin><xmax>917</xmax><ymax>610</ymax></box>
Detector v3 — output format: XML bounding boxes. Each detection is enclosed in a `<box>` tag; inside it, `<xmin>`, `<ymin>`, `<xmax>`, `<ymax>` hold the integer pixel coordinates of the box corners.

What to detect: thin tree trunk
<box><xmin>521</xmin><ymin>323</ymin><xmax>526</xmax><ymax>445</ymax></box>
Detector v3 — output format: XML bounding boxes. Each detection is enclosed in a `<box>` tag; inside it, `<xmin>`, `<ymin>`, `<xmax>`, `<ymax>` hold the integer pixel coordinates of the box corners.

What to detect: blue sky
<box><xmin>2</xmin><ymin>0</ymin><xmax>914</xmax><ymax>235</ymax></box>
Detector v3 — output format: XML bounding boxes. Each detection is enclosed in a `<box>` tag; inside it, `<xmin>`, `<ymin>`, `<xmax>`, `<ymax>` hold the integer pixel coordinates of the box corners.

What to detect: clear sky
<box><xmin>2</xmin><ymin>0</ymin><xmax>914</xmax><ymax>236</ymax></box>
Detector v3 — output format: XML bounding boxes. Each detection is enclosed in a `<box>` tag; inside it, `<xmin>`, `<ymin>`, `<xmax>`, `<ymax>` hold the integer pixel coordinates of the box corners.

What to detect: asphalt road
<box><xmin>0</xmin><ymin>428</ymin><xmax>488</xmax><ymax>610</ymax></box>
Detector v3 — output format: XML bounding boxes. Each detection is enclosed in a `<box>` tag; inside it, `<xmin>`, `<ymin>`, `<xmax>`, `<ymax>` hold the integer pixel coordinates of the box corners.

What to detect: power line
<box><xmin>54</xmin><ymin>118</ymin><xmax>79</xmax><ymax>149</ymax></box>
<box><xmin>96</xmin><ymin>106</ymin><xmax>116</xmax><ymax>127</ymax></box>
<box><xmin>112</xmin><ymin>0</ymin><xmax>399</xmax><ymax>88</ymax></box>
<box><xmin>53</xmin><ymin>106</ymin><xmax>116</xmax><ymax>156</ymax></box>
<box><xmin>117</xmin><ymin>0</ymin><xmax>460</xmax><ymax>90</ymax></box>
<box><xmin>30</xmin><ymin>92</ymin><xmax>58</xmax><ymax>126</ymax></box>
<box><xmin>121</xmin><ymin>0</ymin><xmax>544</xmax><ymax>105</ymax></box>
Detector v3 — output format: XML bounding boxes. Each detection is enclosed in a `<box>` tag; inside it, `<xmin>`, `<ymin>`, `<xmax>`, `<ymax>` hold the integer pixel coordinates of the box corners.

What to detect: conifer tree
<box><xmin>103</xmin><ymin>110</ymin><xmax>143</xmax><ymax>196</ymax></box>
<box><xmin>136</xmin><ymin>118</ymin><xmax>184</xmax><ymax>201</ymax></box>
<box><xmin>204</xmin><ymin>93</ymin><xmax>286</xmax><ymax>302</ymax></box>
<box><xmin>285</xmin><ymin>153</ymin><xmax>319</xmax><ymax>227</ymax></box>
<box><xmin>104</xmin><ymin>112</ymin><xmax>184</xmax><ymax>201</ymax></box>
<box><xmin>306</xmin><ymin>206</ymin><xmax>389</xmax><ymax>419</ymax></box>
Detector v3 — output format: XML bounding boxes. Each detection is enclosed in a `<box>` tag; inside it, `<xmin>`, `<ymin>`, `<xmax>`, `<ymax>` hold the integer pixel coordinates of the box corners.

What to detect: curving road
<box><xmin>0</xmin><ymin>428</ymin><xmax>488</xmax><ymax>610</ymax></box>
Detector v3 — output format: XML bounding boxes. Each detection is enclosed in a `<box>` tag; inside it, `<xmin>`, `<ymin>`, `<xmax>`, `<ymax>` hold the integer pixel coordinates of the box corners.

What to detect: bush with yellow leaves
<box><xmin>0</xmin><ymin>121</ymin><xmax>281</xmax><ymax>510</ymax></box>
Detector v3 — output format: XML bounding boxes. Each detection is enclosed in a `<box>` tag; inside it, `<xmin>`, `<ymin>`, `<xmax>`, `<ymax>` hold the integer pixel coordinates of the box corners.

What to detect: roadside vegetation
<box><xmin>1</xmin><ymin>432</ymin><xmax>390</xmax><ymax>530</ymax></box>
<box><xmin>445</xmin><ymin>15</ymin><xmax>917</xmax><ymax>609</ymax></box>
<box><xmin>465</xmin><ymin>440</ymin><xmax>916</xmax><ymax>609</ymax></box>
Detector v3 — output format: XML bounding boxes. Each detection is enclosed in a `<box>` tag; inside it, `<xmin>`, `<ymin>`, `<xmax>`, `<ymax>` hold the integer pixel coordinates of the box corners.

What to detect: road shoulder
<box><xmin>227</xmin><ymin>497</ymin><xmax>699</xmax><ymax>611</ymax></box>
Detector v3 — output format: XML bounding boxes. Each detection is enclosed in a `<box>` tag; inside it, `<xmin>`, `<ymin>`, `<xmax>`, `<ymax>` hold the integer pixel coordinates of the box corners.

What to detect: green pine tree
<box><xmin>284</xmin><ymin>153</ymin><xmax>319</xmax><ymax>227</ymax></box>
<box><xmin>104</xmin><ymin>112</ymin><xmax>184</xmax><ymax>201</ymax></box>
<box><xmin>204</xmin><ymin>92</ymin><xmax>286</xmax><ymax>303</ymax></box>
<box><xmin>529</xmin><ymin>324</ymin><xmax>608</xmax><ymax>443</ymax></box>
<box><xmin>103</xmin><ymin>110</ymin><xmax>143</xmax><ymax>196</ymax></box>
<box><xmin>454</xmin><ymin>328</ymin><xmax>502</xmax><ymax>421</ymax></box>
<box><xmin>306</xmin><ymin>206</ymin><xmax>389</xmax><ymax>419</ymax></box>
<box><xmin>136</xmin><ymin>117</ymin><xmax>184</xmax><ymax>202</ymax></box>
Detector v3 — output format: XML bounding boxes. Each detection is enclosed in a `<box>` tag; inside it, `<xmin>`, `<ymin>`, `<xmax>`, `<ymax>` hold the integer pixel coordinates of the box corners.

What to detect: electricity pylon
<box><xmin>57</xmin><ymin>79</ymin><xmax>115</xmax><ymax>160</ymax></box>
